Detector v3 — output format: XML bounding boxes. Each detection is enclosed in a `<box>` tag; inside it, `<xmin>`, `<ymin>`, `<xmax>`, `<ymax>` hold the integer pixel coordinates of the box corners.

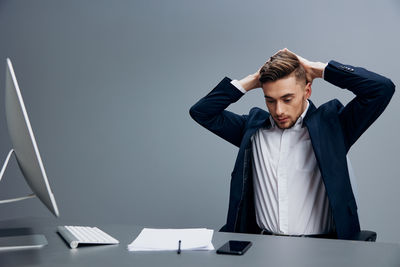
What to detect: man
<box><xmin>189</xmin><ymin>49</ymin><xmax>395</xmax><ymax>240</ymax></box>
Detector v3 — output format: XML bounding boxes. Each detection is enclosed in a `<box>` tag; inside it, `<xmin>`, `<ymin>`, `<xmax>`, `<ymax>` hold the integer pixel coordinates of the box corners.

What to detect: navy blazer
<box><xmin>190</xmin><ymin>60</ymin><xmax>395</xmax><ymax>240</ymax></box>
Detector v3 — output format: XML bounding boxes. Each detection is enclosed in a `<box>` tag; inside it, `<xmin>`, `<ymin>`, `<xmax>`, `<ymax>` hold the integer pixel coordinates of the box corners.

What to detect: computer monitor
<box><xmin>0</xmin><ymin>58</ymin><xmax>59</xmax><ymax>249</ymax></box>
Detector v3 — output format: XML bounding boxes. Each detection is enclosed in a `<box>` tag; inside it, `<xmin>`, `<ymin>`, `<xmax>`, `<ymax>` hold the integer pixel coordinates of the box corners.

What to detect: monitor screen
<box><xmin>4</xmin><ymin>58</ymin><xmax>59</xmax><ymax>217</ymax></box>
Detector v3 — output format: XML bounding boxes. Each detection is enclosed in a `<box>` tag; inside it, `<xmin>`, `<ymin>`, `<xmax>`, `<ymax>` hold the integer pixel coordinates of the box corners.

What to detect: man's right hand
<box><xmin>238</xmin><ymin>67</ymin><xmax>262</xmax><ymax>92</ymax></box>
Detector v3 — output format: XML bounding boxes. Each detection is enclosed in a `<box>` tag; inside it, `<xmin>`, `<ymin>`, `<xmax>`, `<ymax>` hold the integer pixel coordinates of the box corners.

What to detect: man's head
<box><xmin>259</xmin><ymin>50</ymin><xmax>311</xmax><ymax>129</ymax></box>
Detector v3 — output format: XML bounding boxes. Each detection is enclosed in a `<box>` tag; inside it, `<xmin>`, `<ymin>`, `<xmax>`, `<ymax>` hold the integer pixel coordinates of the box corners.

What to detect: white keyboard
<box><xmin>57</xmin><ymin>226</ymin><xmax>119</xmax><ymax>249</ymax></box>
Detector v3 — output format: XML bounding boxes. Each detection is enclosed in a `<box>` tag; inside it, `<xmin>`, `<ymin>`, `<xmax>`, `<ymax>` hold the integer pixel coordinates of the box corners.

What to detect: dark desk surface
<box><xmin>0</xmin><ymin>218</ymin><xmax>399</xmax><ymax>267</ymax></box>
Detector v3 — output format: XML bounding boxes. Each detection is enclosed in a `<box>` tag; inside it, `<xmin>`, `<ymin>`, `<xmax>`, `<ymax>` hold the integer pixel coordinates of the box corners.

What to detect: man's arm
<box><xmin>189</xmin><ymin>77</ymin><xmax>249</xmax><ymax>147</ymax></box>
<box><xmin>291</xmin><ymin>48</ymin><xmax>395</xmax><ymax>151</ymax></box>
<box><xmin>325</xmin><ymin>61</ymin><xmax>395</xmax><ymax>151</ymax></box>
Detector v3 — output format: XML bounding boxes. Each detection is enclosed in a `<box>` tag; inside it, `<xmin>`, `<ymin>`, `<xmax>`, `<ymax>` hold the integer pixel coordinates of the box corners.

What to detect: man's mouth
<box><xmin>277</xmin><ymin>117</ymin><xmax>289</xmax><ymax>123</ymax></box>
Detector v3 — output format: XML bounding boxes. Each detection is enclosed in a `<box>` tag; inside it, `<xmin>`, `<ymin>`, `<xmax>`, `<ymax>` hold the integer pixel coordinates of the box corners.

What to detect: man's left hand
<box><xmin>283</xmin><ymin>48</ymin><xmax>327</xmax><ymax>84</ymax></box>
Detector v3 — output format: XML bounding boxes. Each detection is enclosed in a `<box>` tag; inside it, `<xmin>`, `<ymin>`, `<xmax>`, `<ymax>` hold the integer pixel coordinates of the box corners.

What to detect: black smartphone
<box><xmin>216</xmin><ymin>240</ymin><xmax>252</xmax><ymax>255</ymax></box>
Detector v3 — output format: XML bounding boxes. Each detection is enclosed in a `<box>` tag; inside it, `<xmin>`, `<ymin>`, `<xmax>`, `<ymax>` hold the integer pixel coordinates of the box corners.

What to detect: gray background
<box><xmin>0</xmin><ymin>0</ymin><xmax>399</xmax><ymax>242</ymax></box>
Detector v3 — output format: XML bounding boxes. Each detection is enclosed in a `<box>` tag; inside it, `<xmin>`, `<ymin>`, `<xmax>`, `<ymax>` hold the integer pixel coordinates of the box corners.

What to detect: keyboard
<box><xmin>57</xmin><ymin>226</ymin><xmax>119</xmax><ymax>249</ymax></box>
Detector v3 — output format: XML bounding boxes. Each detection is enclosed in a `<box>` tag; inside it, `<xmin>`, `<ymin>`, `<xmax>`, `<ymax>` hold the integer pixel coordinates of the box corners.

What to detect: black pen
<box><xmin>177</xmin><ymin>240</ymin><xmax>181</xmax><ymax>254</ymax></box>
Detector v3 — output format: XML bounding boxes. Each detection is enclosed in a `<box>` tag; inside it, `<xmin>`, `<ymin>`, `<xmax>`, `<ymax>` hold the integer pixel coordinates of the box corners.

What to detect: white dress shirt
<box><xmin>231</xmin><ymin>80</ymin><xmax>334</xmax><ymax>235</ymax></box>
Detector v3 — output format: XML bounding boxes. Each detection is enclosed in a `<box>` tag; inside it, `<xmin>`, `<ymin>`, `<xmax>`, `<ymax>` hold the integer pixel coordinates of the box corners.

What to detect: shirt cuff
<box><xmin>322</xmin><ymin>66</ymin><xmax>326</xmax><ymax>80</ymax></box>
<box><xmin>230</xmin><ymin>80</ymin><xmax>247</xmax><ymax>94</ymax></box>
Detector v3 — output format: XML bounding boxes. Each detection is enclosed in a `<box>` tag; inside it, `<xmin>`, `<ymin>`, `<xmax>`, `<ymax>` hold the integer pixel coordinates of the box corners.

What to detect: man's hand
<box><xmin>238</xmin><ymin>67</ymin><xmax>262</xmax><ymax>92</ymax></box>
<box><xmin>284</xmin><ymin>48</ymin><xmax>327</xmax><ymax>84</ymax></box>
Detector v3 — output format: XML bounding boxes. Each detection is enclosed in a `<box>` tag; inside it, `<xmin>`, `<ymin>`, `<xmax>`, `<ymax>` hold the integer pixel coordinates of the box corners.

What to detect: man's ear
<box><xmin>304</xmin><ymin>82</ymin><xmax>312</xmax><ymax>99</ymax></box>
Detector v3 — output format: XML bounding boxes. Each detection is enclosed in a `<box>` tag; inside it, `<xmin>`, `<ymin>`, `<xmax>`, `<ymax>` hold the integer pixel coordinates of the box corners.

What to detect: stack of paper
<box><xmin>127</xmin><ymin>228</ymin><xmax>214</xmax><ymax>251</ymax></box>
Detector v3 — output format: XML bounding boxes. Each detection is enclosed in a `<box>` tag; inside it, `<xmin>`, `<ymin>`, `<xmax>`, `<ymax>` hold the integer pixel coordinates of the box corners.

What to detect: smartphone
<box><xmin>216</xmin><ymin>240</ymin><xmax>252</xmax><ymax>255</ymax></box>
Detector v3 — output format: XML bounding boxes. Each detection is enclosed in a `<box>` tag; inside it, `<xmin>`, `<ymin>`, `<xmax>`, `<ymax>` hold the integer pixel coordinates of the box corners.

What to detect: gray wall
<box><xmin>0</xmin><ymin>0</ymin><xmax>399</xmax><ymax>242</ymax></box>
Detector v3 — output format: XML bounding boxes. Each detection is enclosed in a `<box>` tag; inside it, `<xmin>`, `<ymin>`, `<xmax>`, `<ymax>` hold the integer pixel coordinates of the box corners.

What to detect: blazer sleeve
<box><xmin>324</xmin><ymin>60</ymin><xmax>395</xmax><ymax>152</ymax></box>
<box><xmin>189</xmin><ymin>77</ymin><xmax>248</xmax><ymax>148</ymax></box>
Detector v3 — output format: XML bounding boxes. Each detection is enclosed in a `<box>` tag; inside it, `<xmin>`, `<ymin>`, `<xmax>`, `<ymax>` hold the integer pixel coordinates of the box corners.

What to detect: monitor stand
<box><xmin>0</xmin><ymin>149</ymin><xmax>47</xmax><ymax>250</ymax></box>
<box><xmin>0</xmin><ymin>149</ymin><xmax>36</xmax><ymax>204</ymax></box>
<box><xmin>0</xmin><ymin>235</ymin><xmax>47</xmax><ymax>250</ymax></box>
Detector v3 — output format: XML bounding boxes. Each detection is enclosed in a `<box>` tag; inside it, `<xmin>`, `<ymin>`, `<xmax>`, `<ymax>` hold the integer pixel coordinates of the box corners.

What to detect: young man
<box><xmin>189</xmin><ymin>49</ymin><xmax>395</xmax><ymax>240</ymax></box>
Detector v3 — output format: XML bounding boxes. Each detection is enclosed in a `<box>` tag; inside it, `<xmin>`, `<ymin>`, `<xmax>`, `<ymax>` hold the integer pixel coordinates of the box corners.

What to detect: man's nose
<box><xmin>275</xmin><ymin>102</ymin><xmax>284</xmax><ymax>116</ymax></box>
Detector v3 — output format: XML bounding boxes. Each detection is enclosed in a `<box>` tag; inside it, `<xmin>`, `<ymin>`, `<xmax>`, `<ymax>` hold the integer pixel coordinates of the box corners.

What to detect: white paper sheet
<box><xmin>127</xmin><ymin>228</ymin><xmax>214</xmax><ymax>251</ymax></box>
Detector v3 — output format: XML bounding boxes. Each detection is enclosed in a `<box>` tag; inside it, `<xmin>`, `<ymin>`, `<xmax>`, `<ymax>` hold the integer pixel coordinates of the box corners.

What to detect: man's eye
<box><xmin>266</xmin><ymin>100</ymin><xmax>275</xmax><ymax>103</ymax></box>
<box><xmin>283</xmin><ymin>98</ymin><xmax>292</xmax><ymax>103</ymax></box>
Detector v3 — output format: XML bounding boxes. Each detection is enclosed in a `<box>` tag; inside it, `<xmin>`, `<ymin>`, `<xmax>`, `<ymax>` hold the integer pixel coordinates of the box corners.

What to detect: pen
<box><xmin>177</xmin><ymin>240</ymin><xmax>181</xmax><ymax>254</ymax></box>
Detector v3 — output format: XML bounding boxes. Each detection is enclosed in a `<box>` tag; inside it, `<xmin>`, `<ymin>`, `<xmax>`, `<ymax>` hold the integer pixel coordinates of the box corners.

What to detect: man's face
<box><xmin>262</xmin><ymin>74</ymin><xmax>311</xmax><ymax>129</ymax></box>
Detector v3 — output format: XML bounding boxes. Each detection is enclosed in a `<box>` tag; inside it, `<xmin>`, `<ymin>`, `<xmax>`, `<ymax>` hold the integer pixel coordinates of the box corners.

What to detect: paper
<box><xmin>127</xmin><ymin>228</ymin><xmax>214</xmax><ymax>251</ymax></box>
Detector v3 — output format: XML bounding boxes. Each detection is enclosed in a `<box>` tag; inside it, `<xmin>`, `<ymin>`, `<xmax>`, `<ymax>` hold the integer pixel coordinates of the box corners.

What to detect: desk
<box><xmin>0</xmin><ymin>218</ymin><xmax>399</xmax><ymax>267</ymax></box>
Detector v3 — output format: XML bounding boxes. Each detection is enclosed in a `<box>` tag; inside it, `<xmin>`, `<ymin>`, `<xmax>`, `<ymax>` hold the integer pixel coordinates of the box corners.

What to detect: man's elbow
<box><xmin>189</xmin><ymin>103</ymin><xmax>212</xmax><ymax>126</ymax></box>
<box><xmin>381</xmin><ymin>78</ymin><xmax>396</xmax><ymax>102</ymax></box>
<box><xmin>189</xmin><ymin>104</ymin><xmax>202</xmax><ymax>122</ymax></box>
<box><xmin>385</xmin><ymin>78</ymin><xmax>396</xmax><ymax>97</ymax></box>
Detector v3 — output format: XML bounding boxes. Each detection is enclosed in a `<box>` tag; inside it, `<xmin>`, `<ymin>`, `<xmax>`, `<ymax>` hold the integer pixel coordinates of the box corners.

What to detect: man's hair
<box><xmin>259</xmin><ymin>50</ymin><xmax>307</xmax><ymax>85</ymax></box>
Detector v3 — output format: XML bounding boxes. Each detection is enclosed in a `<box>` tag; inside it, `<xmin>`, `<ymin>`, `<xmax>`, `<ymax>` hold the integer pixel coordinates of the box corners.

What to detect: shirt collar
<box><xmin>268</xmin><ymin>100</ymin><xmax>310</xmax><ymax>129</ymax></box>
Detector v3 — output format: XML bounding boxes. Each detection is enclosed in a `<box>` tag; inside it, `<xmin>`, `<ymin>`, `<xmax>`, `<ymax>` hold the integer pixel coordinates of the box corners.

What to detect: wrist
<box><xmin>311</xmin><ymin>62</ymin><xmax>328</xmax><ymax>79</ymax></box>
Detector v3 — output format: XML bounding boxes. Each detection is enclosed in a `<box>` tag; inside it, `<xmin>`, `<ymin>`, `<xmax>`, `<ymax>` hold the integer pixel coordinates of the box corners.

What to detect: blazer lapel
<box><xmin>244</xmin><ymin>114</ymin><xmax>270</xmax><ymax>149</ymax></box>
<box><xmin>303</xmin><ymin>100</ymin><xmax>322</xmax><ymax>163</ymax></box>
